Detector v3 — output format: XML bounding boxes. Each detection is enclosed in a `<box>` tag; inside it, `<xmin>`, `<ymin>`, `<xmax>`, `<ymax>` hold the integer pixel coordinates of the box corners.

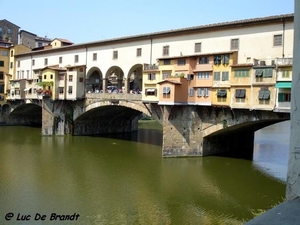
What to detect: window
<box><xmin>27</xmin><ymin>70</ymin><xmax>29</xmax><ymax>78</ymax></box>
<box><xmin>197</xmin><ymin>72</ymin><xmax>209</xmax><ymax>79</ymax></box>
<box><xmin>231</xmin><ymin>39</ymin><xmax>239</xmax><ymax>50</ymax></box>
<box><xmin>162</xmin><ymin>86</ymin><xmax>171</xmax><ymax>95</ymax></box>
<box><xmin>255</xmin><ymin>68</ymin><xmax>273</xmax><ymax>78</ymax></box>
<box><xmin>281</xmin><ymin>70</ymin><xmax>290</xmax><ymax>78</ymax></box>
<box><xmin>258</xmin><ymin>88</ymin><xmax>270</xmax><ymax>104</ymax></box>
<box><xmin>278</xmin><ymin>93</ymin><xmax>291</xmax><ymax>102</ymax></box>
<box><xmin>234</xmin><ymin>69</ymin><xmax>249</xmax><ymax>77</ymax></box>
<box><xmin>69</xmin><ymin>75</ymin><xmax>73</xmax><ymax>82</ymax></box>
<box><xmin>59</xmin><ymin>57</ymin><xmax>63</xmax><ymax>64</ymax></box>
<box><xmin>2</xmin><ymin>50</ymin><xmax>8</xmax><ymax>56</ymax></box>
<box><xmin>17</xmin><ymin>61</ymin><xmax>20</xmax><ymax>67</ymax></box>
<box><xmin>68</xmin><ymin>86</ymin><xmax>73</xmax><ymax>94</ymax></box>
<box><xmin>199</xmin><ymin>57</ymin><xmax>209</xmax><ymax>64</ymax></box>
<box><xmin>163</xmin><ymin>46</ymin><xmax>169</xmax><ymax>56</ymax></box>
<box><xmin>164</xmin><ymin>59</ymin><xmax>170</xmax><ymax>65</ymax></box>
<box><xmin>10</xmin><ymin>62</ymin><xmax>13</xmax><ymax>68</ymax></box>
<box><xmin>235</xmin><ymin>89</ymin><xmax>246</xmax><ymax>101</ymax></box>
<box><xmin>93</xmin><ymin>53</ymin><xmax>97</xmax><ymax>61</ymax></box>
<box><xmin>10</xmin><ymin>50</ymin><xmax>13</xmax><ymax>57</ymax></box>
<box><xmin>113</xmin><ymin>50</ymin><xmax>118</xmax><ymax>59</ymax></box>
<box><xmin>44</xmin><ymin>75</ymin><xmax>46</xmax><ymax>79</ymax></box>
<box><xmin>195</xmin><ymin>43</ymin><xmax>201</xmax><ymax>53</ymax></box>
<box><xmin>136</xmin><ymin>48</ymin><xmax>142</xmax><ymax>57</ymax></box>
<box><xmin>213</xmin><ymin>72</ymin><xmax>221</xmax><ymax>81</ymax></box>
<box><xmin>177</xmin><ymin>59</ymin><xmax>186</xmax><ymax>65</ymax></box>
<box><xmin>187</xmin><ymin>74</ymin><xmax>194</xmax><ymax>80</ymax></box>
<box><xmin>7</xmin><ymin>28</ymin><xmax>11</xmax><ymax>34</ymax></box>
<box><xmin>17</xmin><ymin>71</ymin><xmax>19</xmax><ymax>79</ymax></box>
<box><xmin>74</xmin><ymin>55</ymin><xmax>79</xmax><ymax>63</ymax></box>
<box><xmin>274</xmin><ymin>34</ymin><xmax>282</xmax><ymax>46</ymax></box>
<box><xmin>0</xmin><ymin>72</ymin><xmax>3</xmax><ymax>80</ymax></box>
<box><xmin>0</xmin><ymin>84</ymin><xmax>4</xmax><ymax>93</ymax></box>
<box><xmin>21</xmin><ymin>70</ymin><xmax>24</xmax><ymax>78</ymax></box>
<box><xmin>189</xmin><ymin>88</ymin><xmax>194</xmax><ymax>97</ymax></box>
<box><xmin>38</xmin><ymin>42</ymin><xmax>43</xmax><ymax>47</ymax></box>
<box><xmin>59</xmin><ymin>75</ymin><xmax>64</xmax><ymax>80</ymax></box>
<box><xmin>79</xmin><ymin>67</ymin><xmax>84</xmax><ymax>72</ymax></box>
<box><xmin>44</xmin><ymin>58</ymin><xmax>48</xmax><ymax>66</ymax></box>
<box><xmin>162</xmin><ymin>72</ymin><xmax>171</xmax><ymax>79</ymax></box>
<box><xmin>32</xmin><ymin>59</ymin><xmax>35</xmax><ymax>66</ymax></box>
<box><xmin>222</xmin><ymin>54</ymin><xmax>230</xmax><ymax>64</ymax></box>
<box><xmin>79</xmin><ymin>77</ymin><xmax>83</xmax><ymax>82</ymax></box>
<box><xmin>145</xmin><ymin>88</ymin><xmax>156</xmax><ymax>96</ymax></box>
<box><xmin>214</xmin><ymin>55</ymin><xmax>221</xmax><ymax>65</ymax></box>
<box><xmin>148</xmin><ymin>73</ymin><xmax>156</xmax><ymax>80</ymax></box>
<box><xmin>217</xmin><ymin>89</ymin><xmax>227</xmax><ymax>97</ymax></box>
<box><xmin>197</xmin><ymin>88</ymin><xmax>209</xmax><ymax>97</ymax></box>
<box><xmin>217</xmin><ymin>89</ymin><xmax>227</xmax><ymax>102</ymax></box>
<box><xmin>50</xmin><ymin>74</ymin><xmax>53</xmax><ymax>79</ymax></box>
<box><xmin>59</xmin><ymin>87</ymin><xmax>64</xmax><ymax>94</ymax></box>
<box><xmin>221</xmin><ymin>71</ymin><xmax>229</xmax><ymax>81</ymax></box>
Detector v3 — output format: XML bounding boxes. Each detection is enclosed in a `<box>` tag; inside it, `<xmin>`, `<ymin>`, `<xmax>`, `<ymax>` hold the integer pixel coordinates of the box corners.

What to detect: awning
<box><xmin>146</xmin><ymin>89</ymin><xmax>155</xmax><ymax>92</ymax></box>
<box><xmin>24</xmin><ymin>88</ymin><xmax>32</xmax><ymax>91</ymax></box>
<box><xmin>275</xmin><ymin>82</ymin><xmax>292</xmax><ymax>88</ymax></box>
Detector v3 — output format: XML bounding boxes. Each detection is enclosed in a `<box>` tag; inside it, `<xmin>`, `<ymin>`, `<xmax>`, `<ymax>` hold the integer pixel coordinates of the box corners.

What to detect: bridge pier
<box><xmin>42</xmin><ymin>99</ymin><xmax>72</xmax><ymax>135</ymax></box>
<box><xmin>162</xmin><ymin>105</ymin><xmax>203</xmax><ymax>157</ymax></box>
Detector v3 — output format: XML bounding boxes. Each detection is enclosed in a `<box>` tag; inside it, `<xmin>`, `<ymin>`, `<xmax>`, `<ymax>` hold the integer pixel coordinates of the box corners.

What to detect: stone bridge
<box><xmin>3</xmin><ymin>94</ymin><xmax>290</xmax><ymax>158</ymax></box>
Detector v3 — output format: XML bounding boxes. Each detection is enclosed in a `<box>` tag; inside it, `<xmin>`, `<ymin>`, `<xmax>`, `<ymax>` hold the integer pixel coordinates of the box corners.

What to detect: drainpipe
<box><xmin>84</xmin><ymin>45</ymin><xmax>88</xmax><ymax>97</ymax></box>
<box><xmin>282</xmin><ymin>18</ymin><xmax>285</xmax><ymax>58</ymax></box>
<box><xmin>149</xmin><ymin>35</ymin><xmax>153</xmax><ymax>65</ymax></box>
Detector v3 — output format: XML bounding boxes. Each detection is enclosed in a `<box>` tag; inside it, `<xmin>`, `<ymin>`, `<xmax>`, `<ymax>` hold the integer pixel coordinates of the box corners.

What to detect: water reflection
<box><xmin>0</xmin><ymin>122</ymin><xmax>288</xmax><ymax>224</ymax></box>
<box><xmin>253</xmin><ymin>121</ymin><xmax>290</xmax><ymax>182</ymax></box>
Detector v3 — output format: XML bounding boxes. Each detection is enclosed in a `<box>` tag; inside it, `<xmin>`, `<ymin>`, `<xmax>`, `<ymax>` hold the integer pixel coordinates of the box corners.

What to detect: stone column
<box><xmin>102</xmin><ymin>78</ymin><xmax>107</xmax><ymax>92</ymax></box>
<box><xmin>42</xmin><ymin>101</ymin><xmax>54</xmax><ymax>135</ymax></box>
<box><xmin>286</xmin><ymin>1</ymin><xmax>300</xmax><ymax>201</ymax></box>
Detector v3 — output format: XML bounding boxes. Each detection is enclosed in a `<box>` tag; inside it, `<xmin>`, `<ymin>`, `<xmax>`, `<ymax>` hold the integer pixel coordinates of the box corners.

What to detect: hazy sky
<box><xmin>0</xmin><ymin>0</ymin><xmax>294</xmax><ymax>44</ymax></box>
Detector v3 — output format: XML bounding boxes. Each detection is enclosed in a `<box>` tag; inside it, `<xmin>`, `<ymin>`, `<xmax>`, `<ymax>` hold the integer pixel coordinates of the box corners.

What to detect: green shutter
<box><xmin>278</xmin><ymin>93</ymin><xmax>284</xmax><ymax>102</ymax></box>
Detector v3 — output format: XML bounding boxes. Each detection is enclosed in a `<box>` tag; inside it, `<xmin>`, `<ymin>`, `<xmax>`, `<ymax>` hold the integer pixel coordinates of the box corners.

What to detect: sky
<box><xmin>0</xmin><ymin>0</ymin><xmax>295</xmax><ymax>44</ymax></box>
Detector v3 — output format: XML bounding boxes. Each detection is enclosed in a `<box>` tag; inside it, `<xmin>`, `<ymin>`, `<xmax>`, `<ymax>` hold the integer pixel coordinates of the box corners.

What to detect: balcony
<box><xmin>276</xmin><ymin>58</ymin><xmax>293</xmax><ymax>66</ymax></box>
<box><xmin>144</xmin><ymin>64</ymin><xmax>159</xmax><ymax>71</ymax></box>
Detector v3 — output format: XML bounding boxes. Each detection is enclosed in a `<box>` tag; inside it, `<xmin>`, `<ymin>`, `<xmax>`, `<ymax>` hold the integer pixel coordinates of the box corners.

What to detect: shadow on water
<box><xmin>91</xmin><ymin>120</ymin><xmax>163</xmax><ymax>147</ymax></box>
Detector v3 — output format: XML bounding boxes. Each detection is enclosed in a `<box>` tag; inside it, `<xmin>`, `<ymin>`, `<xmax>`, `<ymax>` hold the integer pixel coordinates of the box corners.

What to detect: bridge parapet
<box><xmin>86</xmin><ymin>93</ymin><xmax>142</xmax><ymax>101</ymax></box>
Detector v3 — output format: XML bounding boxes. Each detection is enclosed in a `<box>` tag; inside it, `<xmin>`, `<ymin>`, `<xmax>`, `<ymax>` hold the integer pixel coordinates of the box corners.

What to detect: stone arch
<box><xmin>104</xmin><ymin>66</ymin><xmax>124</xmax><ymax>93</ymax></box>
<box><xmin>86</xmin><ymin>67</ymin><xmax>103</xmax><ymax>93</ymax></box>
<box><xmin>2</xmin><ymin>104</ymin><xmax>10</xmax><ymax>114</ymax></box>
<box><xmin>84</xmin><ymin>100</ymin><xmax>151</xmax><ymax>118</ymax></box>
<box><xmin>127</xmin><ymin>64</ymin><xmax>143</xmax><ymax>93</ymax></box>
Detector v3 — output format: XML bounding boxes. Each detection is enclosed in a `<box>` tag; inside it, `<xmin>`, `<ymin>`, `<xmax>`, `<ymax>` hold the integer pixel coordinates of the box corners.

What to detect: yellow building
<box><xmin>211</xmin><ymin>51</ymin><xmax>237</xmax><ymax>107</ymax></box>
<box><xmin>230</xmin><ymin>64</ymin><xmax>253</xmax><ymax>109</ymax></box>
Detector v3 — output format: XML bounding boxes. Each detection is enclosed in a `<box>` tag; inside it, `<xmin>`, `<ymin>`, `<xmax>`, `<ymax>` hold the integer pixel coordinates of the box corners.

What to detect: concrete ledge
<box><xmin>245</xmin><ymin>198</ymin><xmax>300</xmax><ymax>225</ymax></box>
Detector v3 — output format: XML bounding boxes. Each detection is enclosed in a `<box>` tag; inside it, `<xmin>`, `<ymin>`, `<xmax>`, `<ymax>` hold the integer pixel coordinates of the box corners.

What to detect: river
<box><xmin>0</xmin><ymin>120</ymin><xmax>289</xmax><ymax>224</ymax></box>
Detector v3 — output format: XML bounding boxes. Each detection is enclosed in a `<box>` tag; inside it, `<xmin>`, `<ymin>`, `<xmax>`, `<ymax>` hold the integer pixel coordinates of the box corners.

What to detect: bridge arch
<box><xmin>74</xmin><ymin>100</ymin><xmax>151</xmax><ymax>136</ymax></box>
<box><xmin>9</xmin><ymin>103</ymin><xmax>42</xmax><ymax>126</ymax></box>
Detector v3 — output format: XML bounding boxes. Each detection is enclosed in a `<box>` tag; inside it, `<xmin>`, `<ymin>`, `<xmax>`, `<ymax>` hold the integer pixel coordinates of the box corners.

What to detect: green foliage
<box><xmin>179</xmin><ymin>73</ymin><xmax>185</xmax><ymax>78</ymax></box>
<box><xmin>37</xmin><ymin>81</ymin><xmax>54</xmax><ymax>88</ymax></box>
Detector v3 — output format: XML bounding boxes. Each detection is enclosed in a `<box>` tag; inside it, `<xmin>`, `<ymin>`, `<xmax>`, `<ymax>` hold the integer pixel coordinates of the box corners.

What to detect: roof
<box><xmin>0</xmin><ymin>19</ymin><xmax>20</xmax><ymax>28</ymax></box>
<box><xmin>52</xmin><ymin>38</ymin><xmax>73</xmax><ymax>44</ymax></box>
<box><xmin>157</xmin><ymin>79</ymin><xmax>182</xmax><ymax>85</ymax></box>
<box><xmin>15</xmin><ymin>13</ymin><xmax>294</xmax><ymax>57</ymax></box>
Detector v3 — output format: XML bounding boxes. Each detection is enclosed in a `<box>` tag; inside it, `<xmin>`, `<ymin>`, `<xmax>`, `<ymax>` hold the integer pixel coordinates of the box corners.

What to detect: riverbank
<box><xmin>245</xmin><ymin>198</ymin><xmax>300</xmax><ymax>225</ymax></box>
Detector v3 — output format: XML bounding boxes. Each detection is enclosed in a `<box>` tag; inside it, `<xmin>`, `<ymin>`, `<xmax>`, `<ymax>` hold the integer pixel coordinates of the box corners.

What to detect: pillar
<box><xmin>162</xmin><ymin>105</ymin><xmax>202</xmax><ymax>157</ymax></box>
<box><xmin>286</xmin><ymin>1</ymin><xmax>300</xmax><ymax>201</ymax></box>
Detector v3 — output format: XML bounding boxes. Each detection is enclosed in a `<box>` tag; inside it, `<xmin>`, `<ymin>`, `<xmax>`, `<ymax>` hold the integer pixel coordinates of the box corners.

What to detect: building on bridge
<box><xmin>0</xmin><ymin>13</ymin><xmax>294</xmax><ymax>157</ymax></box>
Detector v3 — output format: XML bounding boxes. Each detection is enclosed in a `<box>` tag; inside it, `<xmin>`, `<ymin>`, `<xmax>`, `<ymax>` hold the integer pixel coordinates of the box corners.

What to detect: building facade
<box><xmin>1</xmin><ymin>13</ymin><xmax>294</xmax><ymax>113</ymax></box>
